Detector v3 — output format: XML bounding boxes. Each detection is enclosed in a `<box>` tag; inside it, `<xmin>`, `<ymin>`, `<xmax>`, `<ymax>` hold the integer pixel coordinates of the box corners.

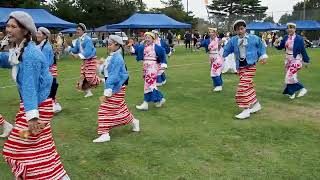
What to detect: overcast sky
<box><xmin>143</xmin><ymin>0</ymin><xmax>304</xmax><ymax>22</ymax></box>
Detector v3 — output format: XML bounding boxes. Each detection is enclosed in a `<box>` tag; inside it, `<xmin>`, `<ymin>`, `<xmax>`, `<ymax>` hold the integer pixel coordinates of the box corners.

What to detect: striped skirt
<box><xmin>97</xmin><ymin>86</ymin><xmax>134</xmax><ymax>135</ymax></box>
<box><xmin>77</xmin><ymin>58</ymin><xmax>100</xmax><ymax>91</ymax></box>
<box><xmin>2</xmin><ymin>99</ymin><xmax>67</xmax><ymax>180</ymax></box>
<box><xmin>236</xmin><ymin>66</ymin><xmax>258</xmax><ymax>108</ymax></box>
<box><xmin>0</xmin><ymin>114</ymin><xmax>4</xmax><ymax>125</ymax></box>
<box><xmin>49</xmin><ymin>64</ymin><xmax>58</xmax><ymax>77</ymax></box>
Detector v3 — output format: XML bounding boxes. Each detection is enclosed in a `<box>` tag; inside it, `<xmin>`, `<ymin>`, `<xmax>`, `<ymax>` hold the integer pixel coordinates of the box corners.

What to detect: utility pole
<box><xmin>303</xmin><ymin>0</ymin><xmax>306</xmax><ymax>20</ymax></box>
<box><xmin>186</xmin><ymin>0</ymin><xmax>189</xmax><ymax>14</ymax></box>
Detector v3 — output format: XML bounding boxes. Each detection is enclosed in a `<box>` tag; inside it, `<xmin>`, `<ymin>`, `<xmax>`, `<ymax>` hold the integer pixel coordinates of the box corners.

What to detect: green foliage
<box><xmin>279</xmin><ymin>0</ymin><xmax>320</xmax><ymax>24</ymax></box>
<box><xmin>263</xmin><ymin>16</ymin><xmax>275</xmax><ymax>23</ymax></box>
<box><xmin>0</xmin><ymin>0</ymin><xmax>41</xmax><ymax>8</ymax></box>
<box><xmin>152</xmin><ymin>0</ymin><xmax>197</xmax><ymax>28</ymax></box>
<box><xmin>207</xmin><ymin>0</ymin><xmax>268</xmax><ymax>30</ymax></box>
<box><xmin>47</xmin><ymin>0</ymin><xmax>147</xmax><ymax>27</ymax></box>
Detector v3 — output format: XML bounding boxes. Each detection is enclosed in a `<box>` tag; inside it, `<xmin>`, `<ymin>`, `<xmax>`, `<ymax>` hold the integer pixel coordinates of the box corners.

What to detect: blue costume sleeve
<box><xmin>0</xmin><ymin>52</ymin><xmax>11</xmax><ymax>68</ymax></box>
<box><xmin>161</xmin><ymin>40</ymin><xmax>170</xmax><ymax>54</ymax></box>
<box><xmin>223</xmin><ymin>38</ymin><xmax>234</xmax><ymax>58</ymax></box>
<box><xmin>105</xmin><ymin>57</ymin><xmax>121</xmax><ymax>90</ymax></box>
<box><xmin>81</xmin><ymin>37</ymin><xmax>95</xmax><ymax>59</ymax></box>
<box><xmin>299</xmin><ymin>38</ymin><xmax>310</xmax><ymax>63</ymax></box>
<box><xmin>155</xmin><ymin>44</ymin><xmax>167</xmax><ymax>64</ymax></box>
<box><xmin>200</xmin><ymin>39</ymin><xmax>210</xmax><ymax>53</ymax></box>
<box><xmin>69</xmin><ymin>39</ymin><xmax>80</xmax><ymax>54</ymax></box>
<box><xmin>133</xmin><ymin>44</ymin><xmax>144</xmax><ymax>61</ymax></box>
<box><xmin>42</xmin><ymin>44</ymin><xmax>54</xmax><ymax>66</ymax></box>
<box><xmin>20</xmin><ymin>59</ymin><xmax>40</xmax><ymax>114</ymax></box>
<box><xmin>275</xmin><ymin>35</ymin><xmax>287</xmax><ymax>50</ymax></box>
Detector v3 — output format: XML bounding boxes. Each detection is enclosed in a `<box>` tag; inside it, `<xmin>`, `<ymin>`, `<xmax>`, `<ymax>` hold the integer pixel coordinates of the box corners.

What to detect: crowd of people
<box><xmin>0</xmin><ymin>10</ymin><xmax>311</xmax><ymax>179</ymax></box>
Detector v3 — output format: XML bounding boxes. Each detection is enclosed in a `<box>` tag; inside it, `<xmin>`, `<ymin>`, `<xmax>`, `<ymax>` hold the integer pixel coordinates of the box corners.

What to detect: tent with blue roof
<box><xmin>107</xmin><ymin>13</ymin><xmax>191</xmax><ymax>29</ymax></box>
<box><xmin>0</xmin><ymin>7</ymin><xmax>76</xmax><ymax>28</ymax></box>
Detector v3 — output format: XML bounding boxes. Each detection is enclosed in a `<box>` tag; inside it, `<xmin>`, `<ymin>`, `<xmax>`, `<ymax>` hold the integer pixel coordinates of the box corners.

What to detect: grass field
<box><xmin>0</xmin><ymin>46</ymin><xmax>320</xmax><ymax>180</ymax></box>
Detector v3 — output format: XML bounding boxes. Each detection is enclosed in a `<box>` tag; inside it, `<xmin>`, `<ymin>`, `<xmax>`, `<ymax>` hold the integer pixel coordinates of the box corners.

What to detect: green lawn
<box><xmin>0</xmin><ymin>46</ymin><xmax>320</xmax><ymax>180</ymax></box>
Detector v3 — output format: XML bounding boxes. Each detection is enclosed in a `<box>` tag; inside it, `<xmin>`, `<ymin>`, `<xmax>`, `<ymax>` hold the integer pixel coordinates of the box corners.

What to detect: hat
<box><xmin>78</xmin><ymin>23</ymin><xmax>87</xmax><ymax>32</ymax></box>
<box><xmin>152</xmin><ymin>30</ymin><xmax>159</xmax><ymax>34</ymax></box>
<box><xmin>233</xmin><ymin>20</ymin><xmax>246</xmax><ymax>31</ymax></box>
<box><xmin>287</xmin><ymin>22</ymin><xmax>296</xmax><ymax>29</ymax></box>
<box><xmin>144</xmin><ymin>32</ymin><xmax>155</xmax><ymax>39</ymax></box>
<box><xmin>108</xmin><ymin>35</ymin><xmax>124</xmax><ymax>45</ymax></box>
<box><xmin>38</xmin><ymin>27</ymin><xmax>51</xmax><ymax>38</ymax></box>
<box><xmin>208</xmin><ymin>27</ymin><xmax>218</xmax><ymax>32</ymax></box>
<box><xmin>9</xmin><ymin>11</ymin><xmax>37</xmax><ymax>36</ymax></box>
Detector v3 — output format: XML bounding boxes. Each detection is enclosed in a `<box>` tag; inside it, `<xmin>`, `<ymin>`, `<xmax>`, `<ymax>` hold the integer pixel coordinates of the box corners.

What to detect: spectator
<box><xmin>184</xmin><ymin>31</ymin><xmax>192</xmax><ymax>49</ymax></box>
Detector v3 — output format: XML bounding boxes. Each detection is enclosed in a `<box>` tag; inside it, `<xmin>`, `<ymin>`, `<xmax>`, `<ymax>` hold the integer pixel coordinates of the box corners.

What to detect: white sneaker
<box><xmin>250</xmin><ymin>102</ymin><xmax>262</xmax><ymax>113</ymax></box>
<box><xmin>61</xmin><ymin>174</ymin><xmax>71</xmax><ymax>180</ymax></box>
<box><xmin>297</xmin><ymin>88</ymin><xmax>307</xmax><ymax>98</ymax></box>
<box><xmin>136</xmin><ymin>101</ymin><xmax>149</xmax><ymax>110</ymax></box>
<box><xmin>100</xmin><ymin>78</ymin><xmax>106</xmax><ymax>84</ymax></box>
<box><xmin>213</xmin><ymin>86</ymin><xmax>222</xmax><ymax>92</ymax></box>
<box><xmin>155</xmin><ymin>98</ymin><xmax>166</xmax><ymax>108</ymax></box>
<box><xmin>131</xmin><ymin>119</ymin><xmax>140</xmax><ymax>132</ymax></box>
<box><xmin>289</xmin><ymin>93</ymin><xmax>296</xmax><ymax>99</ymax></box>
<box><xmin>162</xmin><ymin>80</ymin><xmax>167</xmax><ymax>85</ymax></box>
<box><xmin>93</xmin><ymin>133</ymin><xmax>110</xmax><ymax>143</ymax></box>
<box><xmin>0</xmin><ymin>121</ymin><xmax>13</xmax><ymax>138</ymax></box>
<box><xmin>235</xmin><ymin>109</ymin><xmax>251</xmax><ymax>119</ymax></box>
<box><xmin>53</xmin><ymin>103</ymin><xmax>62</xmax><ymax>113</ymax></box>
<box><xmin>84</xmin><ymin>90</ymin><xmax>93</xmax><ymax>98</ymax></box>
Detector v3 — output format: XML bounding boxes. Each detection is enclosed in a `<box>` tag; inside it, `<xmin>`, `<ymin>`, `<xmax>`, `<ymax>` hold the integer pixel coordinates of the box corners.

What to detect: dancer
<box><xmin>67</xmin><ymin>23</ymin><xmax>100</xmax><ymax>98</ymax></box>
<box><xmin>93</xmin><ymin>35</ymin><xmax>140</xmax><ymax>143</ymax></box>
<box><xmin>223</xmin><ymin>20</ymin><xmax>267</xmax><ymax>119</ymax></box>
<box><xmin>0</xmin><ymin>35</ymin><xmax>14</xmax><ymax>138</ymax></box>
<box><xmin>131</xmin><ymin>32</ymin><xmax>167</xmax><ymax>110</ymax></box>
<box><xmin>274</xmin><ymin>22</ymin><xmax>310</xmax><ymax>99</ymax></box>
<box><xmin>1</xmin><ymin>11</ymin><xmax>70</xmax><ymax>179</ymax></box>
<box><xmin>199</xmin><ymin>27</ymin><xmax>224</xmax><ymax>92</ymax></box>
<box><xmin>0</xmin><ymin>114</ymin><xmax>13</xmax><ymax>138</ymax></box>
<box><xmin>222</xmin><ymin>32</ymin><xmax>237</xmax><ymax>74</ymax></box>
<box><xmin>36</xmin><ymin>27</ymin><xmax>62</xmax><ymax>113</ymax></box>
<box><xmin>152</xmin><ymin>30</ymin><xmax>170</xmax><ymax>86</ymax></box>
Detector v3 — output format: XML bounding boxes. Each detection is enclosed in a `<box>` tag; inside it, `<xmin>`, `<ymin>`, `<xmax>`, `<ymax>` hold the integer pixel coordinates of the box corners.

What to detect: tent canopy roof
<box><xmin>107</xmin><ymin>13</ymin><xmax>191</xmax><ymax>29</ymax></box>
<box><xmin>0</xmin><ymin>7</ymin><xmax>76</xmax><ymax>28</ymax></box>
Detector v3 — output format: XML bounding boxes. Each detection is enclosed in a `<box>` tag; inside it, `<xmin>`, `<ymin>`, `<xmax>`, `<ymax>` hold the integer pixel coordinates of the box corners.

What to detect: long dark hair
<box><xmin>7</xmin><ymin>17</ymin><xmax>32</xmax><ymax>62</ymax></box>
<box><xmin>119</xmin><ymin>44</ymin><xmax>129</xmax><ymax>85</ymax></box>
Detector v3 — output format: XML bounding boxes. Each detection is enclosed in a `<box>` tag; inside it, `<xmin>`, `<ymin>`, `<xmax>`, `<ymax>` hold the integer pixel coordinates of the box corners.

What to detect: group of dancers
<box><xmin>0</xmin><ymin>10</ymin><xmax>310</xmax><ymax>179</ymax></box>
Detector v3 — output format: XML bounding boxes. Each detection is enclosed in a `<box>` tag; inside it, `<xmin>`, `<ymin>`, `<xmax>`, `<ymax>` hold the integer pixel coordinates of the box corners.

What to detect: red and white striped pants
<box><xmin>77</xmin><ymin>58</ymin><xmax>100</xmax><ymax>91</ymax></box>
<box><xmin>236</xmin><ymin>65</ymin><xmax>258</xmax><ymax>108</ymax></box>
<box><xmin>0</xmin><ymin>114</ymin><xmax>4</xmax><ymax>125</ymax></box>
<box><xmin>2</xmin><ymin>99</ymin><xmax>67</xmax><ymax>180</ymax></box>
<box><xmin>97</xmin><ymin>86</ymin><xmax>134</xmax><ymax>134</ymax></box>
<box><xmin>49</xmin><ymin>64</ymin><xmax>58</xmax><ymax>77</ymax></box>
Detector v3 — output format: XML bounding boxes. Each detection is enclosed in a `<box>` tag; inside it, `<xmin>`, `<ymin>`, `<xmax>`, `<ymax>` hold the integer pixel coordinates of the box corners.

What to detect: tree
<box><xmin>264</xmin><ymin>16</ymin><xmax>275</xmax><ymax>23</ymax></box>
<box><xmin>48</xmin><ymin>0</ymin><xmax>146</xmax><ymax>28</ymax></box>
<box><xmin>0</xmin><ymin>0</ymin><xmax>41</xmax><ymax>8</ymax></box>
<box><xmin>279</xmin><ymin>0</ymin><xmax>320</xmax><ymax>23</ymax></box>
<box><xmin>152</xmin><ymin>0</ymin><xmax>198</xmax><ymax>28</ymax></box>
<box><xmin>279</xmin><ymin>13</ymin><xmax>292</xmax><ymax>24</ymax></box>
<box><xmin>207</xmin><ymin>0</ymin><xmax>268</xmax><ymax>31</ymax></box>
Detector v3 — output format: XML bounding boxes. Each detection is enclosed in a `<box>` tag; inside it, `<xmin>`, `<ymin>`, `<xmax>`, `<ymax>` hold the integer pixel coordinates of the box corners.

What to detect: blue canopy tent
<box><xmin>246</xmin><ymin>22</ymin><xmax>279</xmax><ymax>31</ymax></box>
<box><xmin>94</xmin><ymin>25</ymin><xmax>120</xmax><ymax>32</ymax></box>
<box><xmin>60</xmin><ymin>28</ymin><xmax>93</xmax><ymax>34</ymax></box>
<box><xmin>107</xmin><ymin>13</ymin><xmax>192</xmax><ymax>29</ymax></box>
<box><xmin>277</xmin><ymin>20</ymin><xmax>320</xmax><ymax>30</ymax></box>
<box><xmin>0</xmin><ymin>8</ymin><xmax>76</xmax><ymax>28</ymax></box>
